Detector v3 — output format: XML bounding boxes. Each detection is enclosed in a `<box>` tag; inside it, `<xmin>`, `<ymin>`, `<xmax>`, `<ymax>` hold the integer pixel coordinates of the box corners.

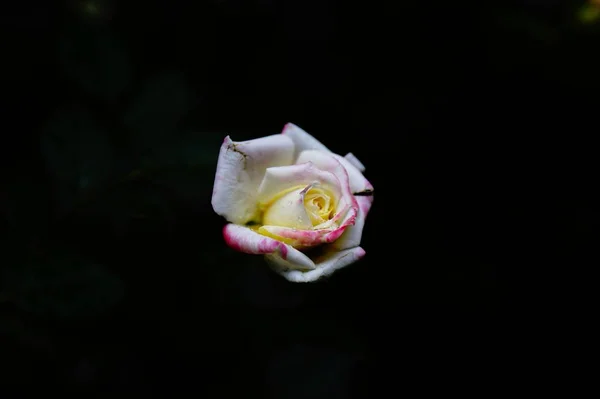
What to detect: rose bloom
<box><xmin>211</xmin><ymin>123</ymin><xmax>374</xmax><ymax>282</ymax></box>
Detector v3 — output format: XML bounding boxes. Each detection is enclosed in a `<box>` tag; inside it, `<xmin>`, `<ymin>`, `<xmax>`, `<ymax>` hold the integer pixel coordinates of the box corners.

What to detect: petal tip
<box><xmin>357</xmin><ymin>247</ymin><xmax>366</xmax><ymax>258</ymax></box>
<box><xmin>222</xmin><ymin>224</ymin><xmax>240</xmax><ymax>251</ymax></box>
<box><xmin>282</xmin><ymin>122</ymin><xmax>296</xmax><ymax>132</ymax></box>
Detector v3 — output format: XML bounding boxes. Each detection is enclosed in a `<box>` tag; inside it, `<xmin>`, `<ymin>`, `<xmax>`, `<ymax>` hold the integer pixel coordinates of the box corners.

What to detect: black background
<box><xmin>1</xmin><ymin>0</ymin><xmax>597</xmax><ymax>395</ymax></box>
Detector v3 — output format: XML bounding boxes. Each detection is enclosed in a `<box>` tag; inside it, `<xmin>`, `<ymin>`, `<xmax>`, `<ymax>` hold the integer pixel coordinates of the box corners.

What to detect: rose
<box><xmin>211</xmin><ymin>123</ymin><xmax>374</xmax><ymax>282</ymax></box>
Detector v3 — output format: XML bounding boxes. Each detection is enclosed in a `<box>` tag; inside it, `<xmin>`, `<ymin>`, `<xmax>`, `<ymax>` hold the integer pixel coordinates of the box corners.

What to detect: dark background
<box><xmin>1</xmin><ymin>0</ymin><xmax>597</xmax><ymax>395</ymax></box>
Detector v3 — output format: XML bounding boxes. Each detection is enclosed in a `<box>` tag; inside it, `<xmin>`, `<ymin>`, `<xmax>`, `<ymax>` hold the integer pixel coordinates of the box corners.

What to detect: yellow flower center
<box><xmin>258</xmin><ymin>183</ymin><xmax>337</xmax><ymax>231</ymax></box>
<box><xmin>303</xmin><ymin>186</ymin><xmax>335</xmax><ymax>226</ymax></box>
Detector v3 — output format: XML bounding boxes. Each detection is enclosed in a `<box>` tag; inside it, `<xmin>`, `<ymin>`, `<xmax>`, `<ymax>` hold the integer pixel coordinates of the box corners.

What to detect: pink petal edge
<box><xmin>223</xmin><ymin>224</ymin><xmax>288</xmax><ymax>259</ymax></box>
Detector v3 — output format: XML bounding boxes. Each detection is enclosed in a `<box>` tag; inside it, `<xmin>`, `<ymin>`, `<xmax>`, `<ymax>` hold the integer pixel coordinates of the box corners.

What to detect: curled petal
<box><xmin>257</xmin><ymin>162</ymin><xmax>341</xmax><ymax>206</ymax></box>
<box><xmin>259</xmin><ymin>206</ymin><xmax>354</xmax><ymax>248</ymax></box>
<box><xmin>212</xmin><ymin>135</ymin><xmax>295</xmax><ymax>225</ymax></box>
<box><xmin>331</xmin><ymin>196</ymin><xmax>374</xmax><ymax>250</ymax></box>
<box><xmin>332</xmin><ymin>154</ymin><xmax>373</xmax><ymax>195</ymax></box>
<box><xmin>261</xmin><ymin>185</ymin><xmax>313</xmax><ymax>230</ymax></box>
<box><xmin>282</xmin><ymin>123</ymin><xmax>330</xmax><ymax>159</ymax></box>
<box><xmin>295</xmin><ymin>150</ymin><xmax>358</xmax><ymax>225</ymax></box>
<box><xmin>344</xmin><ymin>152</ymin><xmax>366</xmax><ymax>172</ymax></box>
<box><xmin>267</xmin><ymin>247</ymin><xmax>366</xmax><ymax>283</ymax></box>
<box><xmin>281</xmin><ymin>123</ymin><xmax>372</xmax><ymax>194</ymax></box>
<box><xmin>223</xmin><ymin>224</ymin><xmax>315</xmax><ymax>270</ymax></box>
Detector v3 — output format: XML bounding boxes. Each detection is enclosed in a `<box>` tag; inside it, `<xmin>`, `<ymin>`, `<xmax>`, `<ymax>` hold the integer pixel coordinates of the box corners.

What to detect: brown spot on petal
<box><xmin>228</xmin><ymin>143</ymin><xmax>248</xmax><ymax>169</ymax></box>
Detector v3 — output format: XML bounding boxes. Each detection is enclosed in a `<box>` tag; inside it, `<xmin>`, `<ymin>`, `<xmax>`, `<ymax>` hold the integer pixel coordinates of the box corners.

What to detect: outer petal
<box><xmin>296</xmin><ymin>150</ymin><xmax>373</xmax><ymax>194</ymax></box>
<box><xmin>212</xmin><ymin>135</ymin><xmax>295</xmax><ymax>225</ymax></box>
<box><xmin>344</xmin><ymin>152</ymin><xmax>366</xmax><ymax>172</ymax></box>
<box><xmin>331</xmin><ymin>196</ymin><xmax>374</xmax><ymax>250</ymax></box>
<box><xmin>267</xmin><ymin>246</ymin><xmax>366</xmax><ymax>283</ymax></box>
<box><xmin>282</xmin><ymin>123</ymin><xmax>330</xmax><ymax>158</ymax></box>
<box><xmin>332</xmin><ymin>154</ymin><xmax>373</xmax><ymax>195</ymax></box>
<box><xmin>223</xmin><ymin>224</ymin><xmax>315</xmax><ymax>270</ymax></box>
<box><xmin>281</xmin><ymin>123</ymin><xmax>372</xmax><ymax>194</ymax></box>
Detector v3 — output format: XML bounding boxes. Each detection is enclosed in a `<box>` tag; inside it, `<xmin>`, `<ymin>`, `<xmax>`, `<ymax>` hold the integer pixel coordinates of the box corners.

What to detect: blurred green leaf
<box><xmin>4</xmin><ymin>255</ymin><xmax>124</xmax><ymax>320</ymax></box>
<box><xmin>578</xmin><ymin>3</ymin><xmax>600</xmax><ymax>24</ymax></box>
<box><xmin>58</xmin><ymin>27</ymin><xmax>131</xmax><ymax>100</ymax></box>
<box><xmin>40</xmin><ymin>107</ymin><xmax>115</xmax><ymax>213</ymax></box>
<box><xmin>124</xmin><ymin>71</ymin><xmax>194</xmax><ymax>155</ymax></box>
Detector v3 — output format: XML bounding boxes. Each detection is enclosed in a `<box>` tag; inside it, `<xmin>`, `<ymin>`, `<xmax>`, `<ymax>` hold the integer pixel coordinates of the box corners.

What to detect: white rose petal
<box><xmin>212</xmin><ymin>134</ymin><xmax>294</xmax><ymax>225</ymax></box>
<box><xmin>266</xmin><ymin>246</ymin><xmax>366</xmax><ymax>283</ymax></box>
<box><xmin>281</xmin><ymin>123</ymin><xmax>331</xmax><ymax>159</ymax></box>
<box><xmin>344</xmin><ymin>152</ymin><xmax>366</xmax><ymax>172</ymax></box>
<box><xmin>262</xmin><ymin>185</ymin><xmax>314</xmax><ymax>230</ymax></box>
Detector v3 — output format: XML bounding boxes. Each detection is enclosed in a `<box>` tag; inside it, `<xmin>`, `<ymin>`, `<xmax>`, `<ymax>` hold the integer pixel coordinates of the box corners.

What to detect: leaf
<box><xmin>58</xmin><ymin>26</ymin><xmax>131</xmax><ymax>100</ymax></box>
<box><xmin>124</xmin><ymin>71</ymin><xmax>194</xmax><ymax>155</ymax></box>
<box><xmin>40</xmin><ymin>107</ymin><xmax>115</xmax><ymax>214</ymax></box>
<box><xmin>578</xmin><ymin>3</ymin><xmax>600</xmax><ymax>24</ymax></box>
<box><xmin>6</xmin><ymin>256</ymin><xmax>124</xmax><ymax>320</ymax></box>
